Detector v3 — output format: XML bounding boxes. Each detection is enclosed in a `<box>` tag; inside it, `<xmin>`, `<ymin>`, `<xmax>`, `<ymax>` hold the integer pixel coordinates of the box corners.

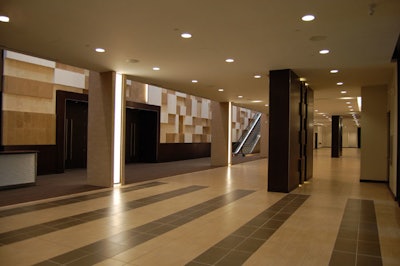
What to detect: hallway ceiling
<box><xmin>0</xmin><ymin>0</ymin><xmax>399</xmax><ymax>127</ymax></box>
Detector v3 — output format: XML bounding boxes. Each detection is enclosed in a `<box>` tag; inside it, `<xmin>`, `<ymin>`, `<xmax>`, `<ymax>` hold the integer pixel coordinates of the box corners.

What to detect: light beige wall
<box><xmin>361</xmin><ymin>85</ymin><xmax>388</xmax><ymax>181</ymax></box>
<box><xmin>2</xmin><ymin>50</ymin><xmax>89</xmax><ymax>145</ymax></box>
<box><xmin>388</xmin><ymin>66</ymin><xmax>398</xmax><ymax>196</ymax></box>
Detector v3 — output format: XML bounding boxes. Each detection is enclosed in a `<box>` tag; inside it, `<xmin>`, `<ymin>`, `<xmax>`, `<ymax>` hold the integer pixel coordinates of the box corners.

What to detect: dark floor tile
<box><xmin>356</xmin><ymin>254</ymin><xmax>383</xmax><ymax>266</ymax></box>
<box><xmin>133</xmin><ymin>222</ymin><xmax>163</xmax><ymax>233</ymax></box>
<box><xmin>0</xmin><ymin>233</ymin><xmax>31</xmax><ymax>244</ymax></box>
<box><xmin>272</xmin><ymin>212</ymin><xmax>292</xmax><ymax>221</ymax></box>
<box><xmin>232</xmin><ymin>226</ymin><xmax>257</xmax><ymax>237</ymax></box>
<box><xmin>337</xmin><ymin>227</ymin><xmax>358</xmax><ymax>240</ymax></box>
<box><xmin>329</xmin><ymin>250</ymin><xmax>356</xmax><ymax>266</ymax></box>
<box><xmin>359</xmin><ymin>222</ymin><xmax>378</xmax><ymax>232</ymax></box>
<box><xmin>234</xmin><ymin>238</ymin><xmax>264</xmax><ymax>253</ymax></box>
<box><xmin>215</xmin><ymin>250</ymin><xmax>251</xmax><ymax>266</ymax></box>
<box><xmin>50</xmin><ymin>249</ymin><xmax>89</xmax><ymax>264</ymax></box>
<box><xmin>245</xmin><ymin>217</ymin><xmax>268</xmax><ymax>227</ymax></box>
<box><xmin>358</xmin><ymin>230</ymin><xmax>379</xmax><ymax>242</ymax></box>
<box><xmin>357</xmin><ymin>240</ymin><xmax>381</xmax><ymax>257</ymax></box>
<box><xmin>147</xmin><ymin>224</ymin><xmax>176</xmax><ymax>235</ymax></box>
<box><xmin>33</xmin><ymin>260</ymin><xmax>60</xmax><ymax>266</ymax></box>
<box><xmin>262</xmin><ymin>219</ymin><xmax>284</xmax><ymax>229</ymax></box>
<box><xmin>192</xmin><ymin>247</ymin><xmax>229</xmax><ymax>265</ymax></box>
<box><xmin>334</xmin><ymin>238</ymin><xmax>357</xmax><ymax>253</ymax></box>
<box><xmin>215</xmin><ymin>235</ymin><xmax>245</xmax><ymax>249</ymax></box>
<box><xmin>250</xmin><ymin>228</ymin><xmax>275</xmax><ymax>240</ymax></box>
<box><xmin>66</xmin><ymin>252</ymin><xmax>107</xmax><ymax>266</ymax></box>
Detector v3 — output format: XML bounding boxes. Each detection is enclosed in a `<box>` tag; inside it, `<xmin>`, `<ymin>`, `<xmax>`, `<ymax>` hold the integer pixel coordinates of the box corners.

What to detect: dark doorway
<box><xmin>65</xmin><ymin>100</ymin><xmax>88</xmax><ymax>169</ymax></box>
<box><xmin>125</xmin><ymin>108</ymin><xmax>158</xmax><ymax>163</ymax></box>
<box><xmin>314</xmin><ymin>133</ymin><xmax>318</xmax><ymax>149</ymax></box>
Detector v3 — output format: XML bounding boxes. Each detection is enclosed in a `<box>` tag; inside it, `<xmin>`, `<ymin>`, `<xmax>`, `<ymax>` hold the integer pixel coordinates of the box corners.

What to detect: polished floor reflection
<box><xmin>0</xmin><ymin>148</ymin><xmax>399</xmax><ymax>265</ymax></box>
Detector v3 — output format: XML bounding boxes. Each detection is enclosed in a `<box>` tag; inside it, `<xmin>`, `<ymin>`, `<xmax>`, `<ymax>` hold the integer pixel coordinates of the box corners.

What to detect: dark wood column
<box><xmin>0</xmin><ymin>49</ymin><xmax>3</xmax><ymax>148</ymax></box>
<box><xmin>268</xmin><ymin>69</ymin><xmax>302</xmax><ymax>193</ymax></box>
<box><xmin>331</xmin><ymin>115</ymin><xmax>343</xmax><ymax>158</ymax></box>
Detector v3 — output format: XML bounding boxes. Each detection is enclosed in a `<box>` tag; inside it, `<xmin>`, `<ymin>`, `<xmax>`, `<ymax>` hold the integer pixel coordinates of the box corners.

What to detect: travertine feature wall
<box><xmin>2</xmin><ymin>50</ymin><xmax>89</xmax><ymax>145</ymax></box>
<box><xmin>125</xmin><ymin>79</ymin><xmax>212</xmax><ymax>144</ymax></box>
<box><xmin>231</xmin><ymin>105</ymin><xmax>259</xmax><ymax>142</ymax></box>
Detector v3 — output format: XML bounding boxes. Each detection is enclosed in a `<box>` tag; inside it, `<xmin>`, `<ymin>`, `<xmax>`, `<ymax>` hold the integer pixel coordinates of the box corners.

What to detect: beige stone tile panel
<box><xmin>2</xmin><ymin>93</ymin><xmax>54</xmax><ymax>114</ymax></box>
<box><xmin>3</xmin><ymin>75</ymin><xmax>53</xmax><ymax>99</ymax></box>
<box><xmin>55</xmin><ymin>62</ymin><xmax>85</xmax><ymax>74</ymax></box>
<box><xmin>54</xmin><ymin>84</ymin><xmax>84</xmax><ymax>94</ymax></box>
<box><xmin>4</xmin><ymin>58</ymin><xmax>54</xmax><ymax>83</ymax></box>
<box><xmin>2</xmin><ymin>111</ymin><xmax>55</xmax><ymax>145</ymax></box>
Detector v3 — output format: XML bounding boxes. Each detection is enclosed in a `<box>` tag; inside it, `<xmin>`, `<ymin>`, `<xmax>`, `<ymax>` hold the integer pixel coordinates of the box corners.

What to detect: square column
<box><xmin>211</xmin><ymin>102</ymin><xmax>231</xmax><ymax>166</ymax></box>
<box><xmin>87</xmin><ymin>71</ymin><xmax>125</xmax><ymax>187</ymax></box>
<box><xmin>331</xmin><ymin>115</ymin><xmax>343</xmax><ymax>158</ymax></box>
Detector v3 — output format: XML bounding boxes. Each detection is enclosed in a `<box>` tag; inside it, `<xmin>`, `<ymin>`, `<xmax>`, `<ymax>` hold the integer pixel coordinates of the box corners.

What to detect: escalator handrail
<box><xmin>233</xmin><ymin>113</ymin><xmax>262</xmax><ymax>155</ymax></box>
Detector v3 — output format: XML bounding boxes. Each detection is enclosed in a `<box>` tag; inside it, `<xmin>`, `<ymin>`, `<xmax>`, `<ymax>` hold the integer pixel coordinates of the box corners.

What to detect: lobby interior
<box><xmin>0</xmin><ymin>1</ymin><xmax>400</xmax><ymax>265</ymax></box>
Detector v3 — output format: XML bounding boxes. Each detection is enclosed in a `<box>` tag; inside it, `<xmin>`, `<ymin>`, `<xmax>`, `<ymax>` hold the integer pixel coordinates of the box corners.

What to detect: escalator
<box><xmin>232</xmin><ymin>113</ymin><xmax>262</xmax><ymax>156</ymax></box>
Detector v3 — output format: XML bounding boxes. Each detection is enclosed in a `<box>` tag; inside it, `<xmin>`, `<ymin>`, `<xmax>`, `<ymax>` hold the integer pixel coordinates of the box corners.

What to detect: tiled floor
<box><xmin>0</xmin><ymin>148</ymin><xmax>399</xmax><ymax>265</ymax></box>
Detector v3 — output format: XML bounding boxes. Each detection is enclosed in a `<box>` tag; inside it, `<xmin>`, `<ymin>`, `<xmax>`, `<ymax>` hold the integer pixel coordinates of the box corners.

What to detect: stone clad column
<box><xmin>211</xmin><ymin>102</ymin><xmax>231</xmax><ymax>166</ymax></box>
<box><xmin>87</xmin><ymin>71</ymin><xmax>118</xmax><ymax>187</ymax></box>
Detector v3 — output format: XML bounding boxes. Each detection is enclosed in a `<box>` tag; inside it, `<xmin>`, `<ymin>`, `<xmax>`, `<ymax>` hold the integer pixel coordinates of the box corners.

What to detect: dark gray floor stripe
<box><xmin>186</xmin><ymin>193</ymin><xmax>310</xmax><ymax>266</ymax></box>
<box><xmin>329</xmin><ymin>199</ymin><xmax>382</xmax><ymax>266</ymax></box>
<box><xmin>0</xmin><ymin>185</ymin><xmax>206</xmax><ymax>245</ymax></box>
<box><xmin>0</xmin><ymin>181</ymin><xmax>165</xmax><ymax>217</ymax></box>
<box><xmin>34</xmin><ymin>189</ymin><xmax>254</xmax><ymax>266</ymax></box>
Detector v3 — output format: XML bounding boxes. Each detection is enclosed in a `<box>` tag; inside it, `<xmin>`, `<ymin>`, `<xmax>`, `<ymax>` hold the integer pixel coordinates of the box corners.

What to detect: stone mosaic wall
<box><xmin>2</xmin><ymin>50</ymin><xmax>89</xmax><ymax>145</ymax></box>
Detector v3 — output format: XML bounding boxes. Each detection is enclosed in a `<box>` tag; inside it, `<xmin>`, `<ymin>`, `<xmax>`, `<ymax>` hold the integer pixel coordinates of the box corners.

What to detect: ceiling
<box><xmin>0</xmin><ymin>0</ymin><xmax>399</xmax><ymax>127</ymax></box>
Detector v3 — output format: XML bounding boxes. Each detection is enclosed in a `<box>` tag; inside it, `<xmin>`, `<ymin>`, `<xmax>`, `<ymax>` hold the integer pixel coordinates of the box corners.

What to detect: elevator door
<box><xmin>65</xmin><ymin>100</ymin><xmax>88</xmax><ymax>168</ymax></box>
<box><xmin>125</xmin><ymin>109</ymin><xmax>139</xmax><ymax>163</ymax></box>
<box><xmin>125</xmin><ymin>108</ymin><xmax>158</xmax><ymax>163</ymax></box>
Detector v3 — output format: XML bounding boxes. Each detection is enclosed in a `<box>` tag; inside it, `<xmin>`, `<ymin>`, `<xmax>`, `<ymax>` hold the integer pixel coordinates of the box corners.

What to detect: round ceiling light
<box><xmin>0</xmin><ymin>15</ymin><xmax>10</xmax><ymax>23</ymax></box>
<box><xmin>301</xmin><ymin>14</ymin><xmax>315</xmax><ymax>22</ymax></box>
<box><xmin>152</xmin><ymin>67</ymin><xmax>160</xmax><ymax>71</ymax></box>
<box><xmin>225</xmin><ymin>58</ymin><xmax>234</xmax><ymax>63</ymax></box>
<box><xmin>319</xmin><ymin>49</ymin><xmax>330</xmax><ymax>54</ymax></box>
<box><xmin>330</xmin><ymin>69</ymin><xmax>339</xmax><ymax>73</ymax></box>
<box><xmin>95</xmin><ymin>48</ymin><xmax>105</xmax><ymax>53</ymax></box>
<box><xmin>181</xmin><ymin>33</ymin><xmax>192</xmax><ymax>39</ymax></box>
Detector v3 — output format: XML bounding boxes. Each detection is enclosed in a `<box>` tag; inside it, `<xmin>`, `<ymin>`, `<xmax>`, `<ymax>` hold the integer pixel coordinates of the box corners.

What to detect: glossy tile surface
<box><xmin>0</xmin><ymin>148</ymin><xmax>399</xmax><ymax>265</ymax></box>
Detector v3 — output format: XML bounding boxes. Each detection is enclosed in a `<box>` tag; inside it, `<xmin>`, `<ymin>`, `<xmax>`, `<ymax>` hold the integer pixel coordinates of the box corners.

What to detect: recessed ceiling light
<box><xmin>0</xmin><ymin>15</ymin><xmax>10</xmax><ymax>23</ymax></box>
<box><xmin>181</xmin><ymin>33</ymin><xmax>192</xmax><ymax>39</ymax></box>
<box><xmin>346</xmin><ymin>102</ymin><xmax>351</xmax><ymax>104</ymax></box>
<box><xmin>265</xmin><ymin>104</ymin><xmax>269</xmax><ymax>107</ymax></box>
<box><xmin>299</xmin><ymin>77</ymin><xmax>307</xmax><ymax>81</ymax></box>
<box><xmin>238</xmin><ymin>95</ymin><xmax>243</xmax><ymax>98</ymax></box>
<box><xmin>218</xmin><ymin>89</ymin><xmax>224</xmax><ymax>92</ymax></box>
<box><xmin>254</xmin><ymin>75</ymin><xmax>261</xmax><ymax>79</ymax></box>
<box><xmin>330</xmin><ymin>69</ymin><xmax>339</xmax><ymax>73</ymax></box>
<box><xmin>225</xmin><ymin>58</ymin><xmax>234</xmax><ymax>63</ymax></box>
<box><xmin>315</xmin><ymin>110</ymin><xmax>318</xmax><ymax>112</ymax></box>
<box><xmin>252</xmin><ymin>100</ymin><xmax>262</xmax><ymax>103</ymax></box>
<box><xmin>341</xmin><ymin>90</ymin><xmax>347</xmax><ymax>94</ymax></box>
<box><xmin>95</xmin><ymin>48</ymin><xmax>105</xmax><ymax>53</ymax></box>
<box><xmin>152</xmin><ymin>67</ymin><xmax>160</xmax><ymax>71</ymax></box>
<box><xmin>319</xmin><ymin>49</ymin><xmax>330</xmax><ymax>54</ymax></box>
<box><xmin>350</xmin><ymin>109</ymin><xmax>354</xmax><ymax>111</ymax></box>
<box><xmin>302</xmin><ymin>14</ymin><xmax>315</xmax><ymax>22</ymax></box>
<box><xmin>191</xmin><ymin>80</ymin><xmax>198</xmax><ymax>83</ymax></box>
<box><xmin>348</xmin><ymin>106</ymin><xmax>353</xmax><ymax>108</ymax></box>
<box><xmin>337</xmin><ymin>82</ymin><xmax>344</xmax><ymax>85</ymax></box>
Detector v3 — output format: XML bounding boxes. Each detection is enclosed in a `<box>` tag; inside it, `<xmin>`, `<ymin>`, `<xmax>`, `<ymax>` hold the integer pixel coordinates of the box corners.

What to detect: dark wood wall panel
<box><xmin>306</xmin><ymin>88</ymin><xmax>314</xmax><ymax>181</ymax></box>
<box><xmin>331</xmin><ymin>115</ymin><xmax>343</xmax><ymax>158</ymax></box>
<box><xmin>268</xmin><ymin>69</ymin><xmax>291</xmax><ymax>192</ymax></box>
<box><xmin>268</xmin><ymin>69</ymin><xmax>313</xmax><ymax>193</ymax></box>
<box><xmin>158</xmin><ymin>143</ymin><xmax>211</xmax><ymax>162</ymax></box>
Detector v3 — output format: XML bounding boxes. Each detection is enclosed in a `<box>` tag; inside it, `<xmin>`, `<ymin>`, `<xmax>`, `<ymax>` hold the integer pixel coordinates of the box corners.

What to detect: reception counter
<box><xmin>0</xmin><ymin>151</ymin><xmax>37</xmax><ymax>189</ymax></box>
